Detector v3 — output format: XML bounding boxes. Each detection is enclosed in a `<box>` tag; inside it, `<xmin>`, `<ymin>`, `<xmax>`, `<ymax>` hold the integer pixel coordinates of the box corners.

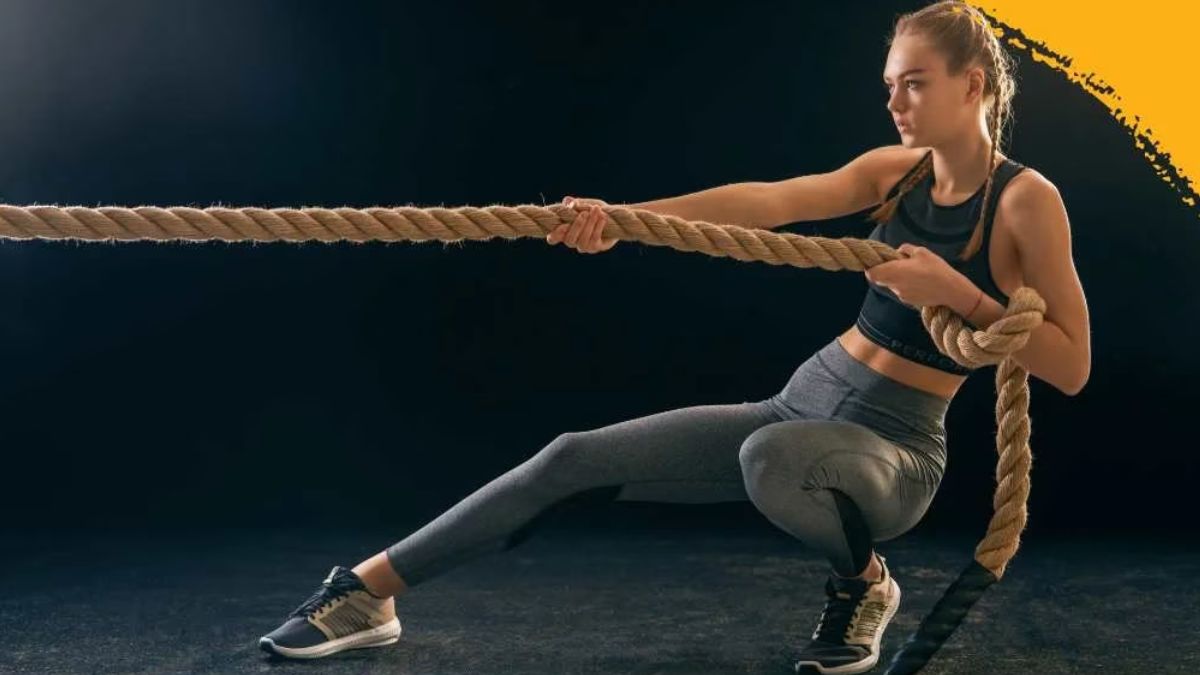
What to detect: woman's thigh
<box><xmin>537</xmin><ymin>400</ymin><xmax>786</xmax><ymax>504</ymax></box>
<box><xmin>739</xmin><ymin>418</ymin><xmax>939</xmax><ymax>541</ymax></box>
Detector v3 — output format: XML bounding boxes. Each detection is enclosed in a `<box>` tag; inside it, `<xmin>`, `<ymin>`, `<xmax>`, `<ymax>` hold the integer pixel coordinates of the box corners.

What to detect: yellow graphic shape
<box><xmin>972</xmin><ymin>1</ymin><xmax>1198</xmax><ymax>212</ymax></box>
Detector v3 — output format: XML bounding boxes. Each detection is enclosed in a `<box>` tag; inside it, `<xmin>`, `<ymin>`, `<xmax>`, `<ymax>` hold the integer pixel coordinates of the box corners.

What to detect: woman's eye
<box><xmin>906</xmin><ymin>81</ymin><xmax>921</xmax><ymax>89</ymax></box>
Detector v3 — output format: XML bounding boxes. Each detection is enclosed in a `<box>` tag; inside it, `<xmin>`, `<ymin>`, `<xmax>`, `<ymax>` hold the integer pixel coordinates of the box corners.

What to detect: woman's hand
<box><xmin>864</xmin><ymin>243</ymin><xmax>967</xmax><ymax>310</ymax></box>
<box><xmin>546</xmin><ymin>196</ymin><xmax>619</xmax><ymax>254</ymax></box>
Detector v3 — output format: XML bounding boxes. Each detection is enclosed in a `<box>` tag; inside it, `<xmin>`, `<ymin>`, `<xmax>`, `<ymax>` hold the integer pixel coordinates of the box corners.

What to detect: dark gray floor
<box><xmin>0</xmin><ymin>521</ymin><xmax>1195</xmax><ymax>674</ymax></box>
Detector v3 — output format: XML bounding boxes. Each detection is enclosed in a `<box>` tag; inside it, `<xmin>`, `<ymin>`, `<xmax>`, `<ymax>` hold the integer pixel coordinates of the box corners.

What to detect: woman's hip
<box><xmin>765</xmin><ymin>338</ymin><xmax>949</xmax><ymax>481</ymax></box>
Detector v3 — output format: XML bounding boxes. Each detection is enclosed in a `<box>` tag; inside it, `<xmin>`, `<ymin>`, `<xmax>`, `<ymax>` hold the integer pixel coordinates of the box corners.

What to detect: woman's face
<box><xmin>883</xmin><ymin>32</ymin><xmax>983</xmax><ymax>148</ymax></box>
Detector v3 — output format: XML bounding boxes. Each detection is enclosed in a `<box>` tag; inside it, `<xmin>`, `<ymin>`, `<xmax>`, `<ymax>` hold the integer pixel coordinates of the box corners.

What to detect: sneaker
<box><xmin>258</xmin><ymin>565</ymin><xmax>402</xmax><ymax>659</ymax></box>
<box><xmin>793</xmin><ymin>553</ymin><xmax>901</xmax><ymax>674</ymax></box>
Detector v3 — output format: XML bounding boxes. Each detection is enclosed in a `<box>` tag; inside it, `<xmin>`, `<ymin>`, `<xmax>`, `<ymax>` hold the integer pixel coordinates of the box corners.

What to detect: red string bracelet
<box><xmin>964</xmin><ymin>287</ymin><xmax>983</xmax><ymax>321</ymax></box>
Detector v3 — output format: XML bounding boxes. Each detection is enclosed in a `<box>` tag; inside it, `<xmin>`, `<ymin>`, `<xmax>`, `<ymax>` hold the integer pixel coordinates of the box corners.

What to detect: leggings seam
<box><xmin>830</xmin><ymin>388</ymin><xmax>854</xmax><ymax>416</ymax></box>
<box><xmin>815</xmin><ymin>350</ymin><xmax>856</xmax><ymax>391</ymax></box>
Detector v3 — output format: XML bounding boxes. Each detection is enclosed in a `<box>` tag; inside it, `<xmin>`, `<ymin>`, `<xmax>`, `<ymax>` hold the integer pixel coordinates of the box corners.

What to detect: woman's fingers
<box><xmin>564</xmin><ymin>215</ymin><xmax>581</xmax><ymax>247</ymax></box>
<box><xmin>575</xmin><ymin>205</ymin><xmax>597</xmax><ymax>253</ymax></box>
<box><xmin>566</xmin><ymin>206</ymin><xmax>593</xmax><ymax>248</ymax></box>
<box><xmin>578</xmin><ymin>206</ymin><xmax>597</xmax><ymax>252</ymax></box>
<box><xmin>587</xmin><ymin>205</ymin><xmax>606</xmax><ymax>252</ymax></box>
<box><xmin>547</xmin><ymin>198</ymin><xmax>612</xmax><ymax>252</ymax></box>
<box><xmin>548</xmin><ymin>197</ymin><xmax>581</xmax><ymax>244</ymax></box>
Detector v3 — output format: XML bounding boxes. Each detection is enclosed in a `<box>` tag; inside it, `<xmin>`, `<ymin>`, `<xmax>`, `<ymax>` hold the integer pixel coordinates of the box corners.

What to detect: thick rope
<box><xmin>0</xmin><ymin>202</ymin><xmax>1042</xmax><ymax>673</ymax></box>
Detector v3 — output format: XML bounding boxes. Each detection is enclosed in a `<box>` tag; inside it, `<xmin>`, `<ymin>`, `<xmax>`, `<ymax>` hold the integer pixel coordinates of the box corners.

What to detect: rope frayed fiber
<box><xmin>0</xmin><ymin>201</ymin><xmax>1042</xmax><ymax>674</ymax></box>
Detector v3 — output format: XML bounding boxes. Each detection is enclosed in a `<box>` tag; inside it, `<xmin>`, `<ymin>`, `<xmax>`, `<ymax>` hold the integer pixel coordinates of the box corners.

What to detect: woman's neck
<box><xmin>928</xmin><ymin>134</ymin><xmax>1003</xmax><ymax>197</ymax></box>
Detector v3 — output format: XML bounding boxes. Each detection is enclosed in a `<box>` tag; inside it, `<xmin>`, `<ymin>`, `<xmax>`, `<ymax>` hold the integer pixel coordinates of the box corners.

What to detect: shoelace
<box><xmin>288</xmin><ymin>571</ymin><xmax>360</xmax><ymax>619</ymax></box>
<box><xmin>812</xmin><ymin>578</ymin><xmax>873</xmax><ymax>643</ymax></box>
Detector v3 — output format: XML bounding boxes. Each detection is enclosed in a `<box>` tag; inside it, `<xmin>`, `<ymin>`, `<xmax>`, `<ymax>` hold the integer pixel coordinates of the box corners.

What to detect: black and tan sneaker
<box><xmin>793</xmin><ymin>553</ymin><xmax>901</xmax><ymax>674</ymax></box>
<box><xmin>258</xmin><ymin>565</ymin><xmax>402</xmax><ymax>659</ymax></box>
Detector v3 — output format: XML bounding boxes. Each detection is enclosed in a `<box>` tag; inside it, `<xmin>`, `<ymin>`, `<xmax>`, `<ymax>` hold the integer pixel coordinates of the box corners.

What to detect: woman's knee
<box><xmin>739</xmin><ymin>423</ymin><xmax>790</xmax><ymax>484</ymax></box>
<box><xmin>737</xmin><ymin>419</ymin><xmax>933</xmax><ymax>541</ymax></box>
<box><xmin>738</xmin><ymin>420</ymin><xmax>893</xmax><ymax>500</ymax></box>
<box><xmin>527</xmin><ymin>431</ymin><xmax>610</xmax><ymax>491</ymax></box>
<box><xmin>739</xmin><ymin>420</ymin><xmax>852</xmax><ymax>480</ymax></box>
<box><xmin>738</xmin><ymin>421</ymin><xmax>821</xmax><ymax>501</ymax></box>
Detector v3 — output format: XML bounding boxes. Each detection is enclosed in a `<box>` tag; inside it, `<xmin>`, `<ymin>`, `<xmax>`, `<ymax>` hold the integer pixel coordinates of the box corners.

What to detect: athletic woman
<box><xmin>258</xmin><ymin>2</ymin><xmax>1090</xmax><ymax>673</ymax></box>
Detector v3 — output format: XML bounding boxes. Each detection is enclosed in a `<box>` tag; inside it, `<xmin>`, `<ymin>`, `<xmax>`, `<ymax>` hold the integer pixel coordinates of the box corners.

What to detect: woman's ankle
<box><xmin>353</xmin><ymin>551</ymin><xmax>409</xmax><ymax>598</ymax></box>
<box><xmin>835</xmin><ymin>551</ymin><xmax>882</xmax><ymax>582</ymax></box>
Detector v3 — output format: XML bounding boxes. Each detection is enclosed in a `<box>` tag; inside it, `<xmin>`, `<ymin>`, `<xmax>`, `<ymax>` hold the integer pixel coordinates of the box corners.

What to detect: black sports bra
<box><xmin>854</xmin><ymin>150</ymin><xmax>1027</xmax><ymax>375</ymax></box>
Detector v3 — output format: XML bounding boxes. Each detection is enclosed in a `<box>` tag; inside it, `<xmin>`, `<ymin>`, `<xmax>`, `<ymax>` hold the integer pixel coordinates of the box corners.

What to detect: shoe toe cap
<box><xmin>794</xmin><ymin>641</ymin><xmax>873</xmax><ymax>669</ymax></box>
<box><xmin>260</xmin><ymin>616</ymin><xmax>328</xmax><ymax>649</ymax></box>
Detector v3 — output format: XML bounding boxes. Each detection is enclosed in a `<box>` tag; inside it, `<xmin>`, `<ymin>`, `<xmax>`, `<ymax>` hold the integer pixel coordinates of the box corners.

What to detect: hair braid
<box><xmin>958</xmin><ymin>107</ymin><xmax>1000</xmax><ymax>261</ymax></box>
<box><xmin>866</xmin><ymin>151</ymin><xmax>934</xmax><ymax>225</ymax></box>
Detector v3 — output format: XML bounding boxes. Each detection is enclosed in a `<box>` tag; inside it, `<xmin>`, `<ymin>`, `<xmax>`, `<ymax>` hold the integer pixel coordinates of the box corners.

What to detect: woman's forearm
<box><xmin>950</xmin><ymin>279</ymin><xmax>1086</xmax><ymax>395</ymax></box>
<box><xmin>626</xmin><ymin>182</ymin><xmax>781</xmax><ymax>230</ymax></box>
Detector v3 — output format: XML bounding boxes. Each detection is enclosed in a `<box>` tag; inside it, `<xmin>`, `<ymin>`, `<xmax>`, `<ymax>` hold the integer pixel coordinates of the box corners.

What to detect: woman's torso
<box><xmin>839</xmin><ymin>147</ymin><xmax>1029</xmax><ymax>401</ymax></box>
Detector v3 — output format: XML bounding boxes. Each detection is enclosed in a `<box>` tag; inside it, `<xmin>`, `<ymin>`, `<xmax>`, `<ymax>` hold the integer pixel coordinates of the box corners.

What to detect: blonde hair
<box><xmin>868</xmin><ymin>0</ymin><xmax>1017</xmax><ymax>262</ymax></box>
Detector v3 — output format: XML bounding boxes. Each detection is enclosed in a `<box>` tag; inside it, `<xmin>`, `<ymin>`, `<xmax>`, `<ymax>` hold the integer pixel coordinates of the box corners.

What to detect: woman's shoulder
<box><xmin>996</xmin><ymin>160</ymin><xmax>1059</xmax><ymax>211</ymax></box>
<box><xmin>860</xmin><ymin>144</ymin><xmax>931</xmax><ymax>201</ymax></box>
<box><xmin>992</xmin><ymin>161</ymin><xmax>1068</xmax><ymax>245</ymax></box>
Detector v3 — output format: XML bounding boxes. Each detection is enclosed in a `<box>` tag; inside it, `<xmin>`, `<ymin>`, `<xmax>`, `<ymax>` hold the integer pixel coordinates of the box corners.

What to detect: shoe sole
<box><xmin>794</xmin><ymin>579</ymin><xmax>902</xmax><ymax>675</ymax></box>
<box><xmin>259</xmin><ymin>617</ymin><xmax>402</xmax><ymax>659</ymax></box>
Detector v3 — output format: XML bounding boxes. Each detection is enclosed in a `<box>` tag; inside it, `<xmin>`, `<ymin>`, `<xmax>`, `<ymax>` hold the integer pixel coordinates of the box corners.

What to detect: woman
<box><xmin>258</xmin><ymin>2</ymin><xmax>1090</xmax><ymax>673</ymax></box>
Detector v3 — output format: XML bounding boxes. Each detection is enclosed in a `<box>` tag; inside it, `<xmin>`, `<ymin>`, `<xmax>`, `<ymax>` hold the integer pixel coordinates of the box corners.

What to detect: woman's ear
<box><xmin>965</xmin><ymin>66</ymin><xmax>986</xmax><ymax>104</ymax></box>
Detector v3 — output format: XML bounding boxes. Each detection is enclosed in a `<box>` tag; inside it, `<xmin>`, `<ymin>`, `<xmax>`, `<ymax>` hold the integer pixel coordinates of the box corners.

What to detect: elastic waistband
<box><xmin>816</xmin><ymin>338</ymin><xmax>951</xmax><ymax>419</ymax></box>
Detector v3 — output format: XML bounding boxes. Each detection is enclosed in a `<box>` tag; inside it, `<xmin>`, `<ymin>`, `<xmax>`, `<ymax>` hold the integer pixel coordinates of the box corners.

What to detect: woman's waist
<box><xmin>837</xmin><ymin>325</ymin><xmax>965</xmax><ymax>401</ymax></box>
<box><xmin>785</xmin><ymin>336</ymin><xmax>953</xmax><ymax>426</ymax></box>
<box><xmin>772</xmin><ymin>340</ymin><xmax>951</xmax><ymax>438</ymax></box>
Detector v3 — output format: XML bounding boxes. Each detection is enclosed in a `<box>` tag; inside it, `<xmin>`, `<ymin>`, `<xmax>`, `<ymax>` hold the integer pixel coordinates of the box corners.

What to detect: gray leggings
<box><xmin>386</xmin><ymin>337</ymin><xmax>950</xmax><ymax>584</ymax></box>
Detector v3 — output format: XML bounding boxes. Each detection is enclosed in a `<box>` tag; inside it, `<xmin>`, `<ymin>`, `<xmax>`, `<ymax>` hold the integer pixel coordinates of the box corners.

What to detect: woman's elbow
<box><xmin>1063</xmin><ymin>365</ymin><xmax>1090</xmax><ymax>396</ymax></box>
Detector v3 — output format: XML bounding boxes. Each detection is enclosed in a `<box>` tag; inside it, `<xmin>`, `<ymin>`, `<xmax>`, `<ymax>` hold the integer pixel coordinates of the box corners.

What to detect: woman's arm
<box><xmin>628</xmin><ymin>182</ymin><xmax>781</xmax><ymax>230</ymax></box>
<box><xmin>629</xmin><ymin>144</ymin><xmax>921</xmax><ymax>230</ymax></box>
<box><xmin>948</xmin><ymin>171</ymin><xmax>1091</xmax><ymax>396</ymax></box>
<box><xmin>758</xmin><ymin>145</ymin><xmax>918</xmax><ymax>225</ymax></box>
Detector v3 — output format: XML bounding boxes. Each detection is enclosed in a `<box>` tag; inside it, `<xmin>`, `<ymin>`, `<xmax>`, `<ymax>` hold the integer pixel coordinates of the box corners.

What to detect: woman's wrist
<box><xmin>952</xmin><ymin>277</ymin><xmax>984</xmax><ymax>320</ymax></box>
<box><xmin>964</xmin><ymin>287</ymin><xmax>983</xmax><ymax>321</ymax></box>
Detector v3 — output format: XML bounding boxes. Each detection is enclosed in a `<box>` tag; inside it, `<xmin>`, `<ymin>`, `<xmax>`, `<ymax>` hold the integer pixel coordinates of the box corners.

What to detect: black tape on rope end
<box><xmin>882</xmin><ymin>558</ymin><xmax>1000</xmax><ymax>675</ymax></box>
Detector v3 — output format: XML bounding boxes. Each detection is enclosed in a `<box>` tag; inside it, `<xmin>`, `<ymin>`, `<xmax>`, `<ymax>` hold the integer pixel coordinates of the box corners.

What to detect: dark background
<box><xmin>0</xmin><ymin>0</ymin><xmax>1194</xmax><ymax>540</ymax></box>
